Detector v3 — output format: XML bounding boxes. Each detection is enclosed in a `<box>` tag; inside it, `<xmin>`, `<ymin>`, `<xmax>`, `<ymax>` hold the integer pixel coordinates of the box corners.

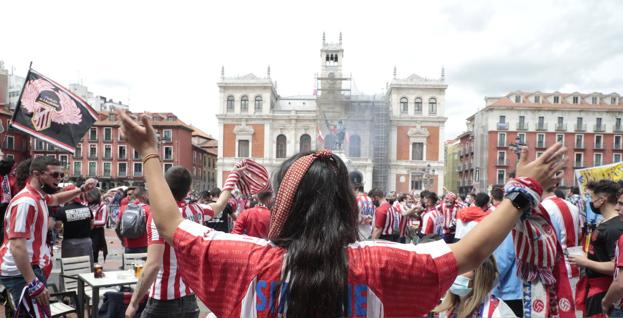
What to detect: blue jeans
<box><xmin>0</xmin><ymin>267</ymin><xmax>46</xmax><ymax>308</ymax></box>
<box><xmin>611</xmin><ymin>309</ymin><xmax>623</xmax><ymax>318</ymax></box>
<box><xmin>141</xmin><ymin>295</ymin><xmax>199</xmax><ymax>318</ymax></box>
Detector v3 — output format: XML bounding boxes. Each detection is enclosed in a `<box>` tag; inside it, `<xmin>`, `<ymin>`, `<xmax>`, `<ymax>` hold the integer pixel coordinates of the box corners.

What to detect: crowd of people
<box><xmin>0</xmin><ymin>110</ymin><xmax>622</xmax><ymax>318</ymax></box>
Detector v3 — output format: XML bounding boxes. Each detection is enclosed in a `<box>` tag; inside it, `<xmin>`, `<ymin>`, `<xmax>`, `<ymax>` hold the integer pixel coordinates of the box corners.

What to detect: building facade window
<box><xmin>575</xmin><ymin>134</ymin><xmax>584</xmax><ymax>148</ymax></box>
<box><xmin>104</xmin><ymin>127</ymin><xmax>112</xmax><ymax>141</ymax></box>
<box><xmin>498</xmin><ymin>133</ymin><xmax>506</xmax><ymax>147</ymax></box>
<box><xmin>514</xmin><ymin>95</ymin><xmax>521</xmax><ymax>103</ymax></box>
<box><xmin>410</xmin><ymin>172</ymin><xmax>422</xmax><ymax>191</ymax></box>
<box><xmin>164</xmin><ymin>146</ymin><xmax>173</xmax><ymax>160</ymax></box>
<box><xmin>499</xmin><ymin>115</ymin><xmax>506</xmax><ymax>123</ymax></box>
<box><xmin>89</xmin><ymin>145</ymin><xmax>97</xmax><ymax>159</ymax></box>
<box><xmin>517</xmin><ymin>133</ymin><xmax>526</xmax><ymax>144</ymax></box>
<box><xmin>73</xmin><ymin>162</ymin><xmax>81</xmax><ymax>176</ymax></box>
<box><xmin>35</xmin><ymin>140</ymin><xmax>45</xmax><ymax>151</ymax></box>
<box><xmin>615</xmin><ymin>154</ymin><xmax>622</xmax><ymax>163</ymax></box>
<box><xmin>534</xmin><ymin>95</ymin><xmax>541</xmax><ymax>103</ymax></box>
<box><xmin>615</xmin><ymin>135</ymin><xmax>622</xmax><ymax>149</ymax></box>
<box><xmin>276</xmin><ymin>135</ymin><xmax>287</xmax><ymax>158</ymax></box>
<box><xmin>428</xmin><ymin>98</ymin><xmax>437</xmax><ymax>115</ymax></box>
<box><xmin>400</xmin><ymin>97</ymin><xmax>408</xmax><ymax>114</ymax></box>
<box><xmin>162</xmin><ymin>129</ymin><xmax>172</xmax><ymax>142</ymax></box>
<box><xmin>414</xmin><ymin>98</ymin><xmax>422</xmax><ymax>114</ymax></box>
<box><xmin>537</xmin><ymin>133</ymin><xmax>545</xmax><ymax>148</ymax></box>
<box><xmin>75</xmin><ymin>144</ymin><xmax>82</xmax><ymax>158</ymax></box>
<box><xmin>104</xmin><ymin>145</ymin><xmax>112</xmax><ymax>159</ymax></box>
<box><xmin>254</xmin><ymin>96</ymin><xmax>263</xmax><ymax>113</ymax></box>
<box><xmin>592</xmin><ymin>96</ymin><xmax>599</xmax><ymax>104</ymax></box>
<box><xmin>118</xmin><ymin>145</ymin><xmax>127</xmax><ymax>159</ymax></box>
<box><xmin>553</xmin><ymin>96</ymin><xmax>560</xmax><ymax>103</ymax></box>
<box><xmin>575</xmin><ymin>153</ymin><xmax>584</xmax><ymax>167</ymax></box>
<box><xmin>496</xmin><ymin>169</ymin><xmax>506</xmax><ymax>185</ymax></box>
<box><xmin>238</xmin><ymin>140</ymin><xmax>250</xmax><ymax>158</ymax></box>
<box><xmin>299</xmin><ymin>134</ymin><xmax>311</xmax><ymax>153</ymax></box>
<box><xmin>411</xmin><ymin>142</ymin><xmax>424</xmax><ymax>161</ymax></box>
<box><xmin>595</xmin><ymin>135</ymin><xmax>603</xmax><ymax>149</ymax></box>
<box><xmin>118</xmin><ymin>163</ymin><xmax>127</xmax><ymax>177</ymax></box>
<box><xmin>133</xmin><ymin>149</ymin><xmax>140</xmax><ymax>160</ymax></box>
<box><xmin>133</xmin><ymin>163</ymin><xmax>143</xmax><ymax>176</ymax></box>
<box><xmin>576</xmin><ymin>117</ymin><xmax>584</xmax><ymax>131</ymax></box>
<box><xmin>5</xmin><ymin>136</ymin><xmax>14</xmax><ymax>150</ymax></box>
<box><xmin>227</xmin><ymin>96</ymin><xmax>235</xmax><ymax>113</ymax></box>
<box><xmin>103</xmin><ymin>162</ymin><xmax>111</xmax><ymax>177</ymax></box>
<box><xmin>89</xmin><ymin>128</ymin><xmax>97</xmax><ymax>141</ymax></box>
<box><xmin>349</xmin><ymin>135</ymin><xmax>361</xmax><ymax>157</ymax></box>
<box><xmin>572</xmin><ymin>96</ymin><xmax>579</xmax><ymax>104</ymax></box>
<box><xmin>88</xmin><ymin>162</ymin><xmax>96</xmax><ymax>176</ymax></box>
<box><xmin>594</xmin><ymin>153</ymin><xmax>603</xmax><ymax>166</ymax></box>
<box><xmin>240</xmin><ymin>96</ymin><xmax>249</xmax><ymax>113</ymax></box>
<box><xmin>497</xmin><ymin>151</ymin><xmax>506</xmax><ymax>165</ymax></box>
<box><xmin>59</xmin><ymin>155</ymin><xmax>68</xmax><ymax>168</ymax></box>
<box><xmin>164</xmin><ymin>163</ymin><xmax>173</xmax><ymax>172</ymax></box>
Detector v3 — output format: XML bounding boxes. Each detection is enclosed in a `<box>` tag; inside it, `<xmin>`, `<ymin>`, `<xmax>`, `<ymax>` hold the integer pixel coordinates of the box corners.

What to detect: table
<box><xmin>77</xmin><ymin>270</ymin><xmax>137</xmax><ymax>318</ymax></box>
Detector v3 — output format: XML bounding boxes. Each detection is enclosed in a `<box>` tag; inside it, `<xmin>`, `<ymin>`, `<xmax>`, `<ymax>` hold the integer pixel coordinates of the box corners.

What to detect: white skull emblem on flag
<box><xmin>20</xmin><ymin>78</ymin><xmax>82</xmax><ymax>131</ymax></box>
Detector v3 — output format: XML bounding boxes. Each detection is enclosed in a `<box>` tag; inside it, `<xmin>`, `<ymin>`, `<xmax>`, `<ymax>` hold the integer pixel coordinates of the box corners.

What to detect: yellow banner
<box><xmin>575</xmin><ymin>162</ymin><xmax>623</xmax><ymax>196</ymax></box>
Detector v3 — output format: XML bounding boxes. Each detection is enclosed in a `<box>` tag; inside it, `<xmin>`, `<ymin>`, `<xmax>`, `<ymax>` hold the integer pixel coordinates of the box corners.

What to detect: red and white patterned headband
<box><xmin>268</xmin><ymin>150</ymin><xmax>334</xmax><ymax>240</ymax></box>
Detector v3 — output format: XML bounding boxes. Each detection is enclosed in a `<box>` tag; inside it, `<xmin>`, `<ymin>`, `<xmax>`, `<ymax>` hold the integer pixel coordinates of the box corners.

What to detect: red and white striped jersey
<box><xmin>540</xmin><ymin>195</ymin><xmax>580</xmax><ymax>278</ymax></box>
<box><xmin>92</xmin><ymin>202</ymin><xmax>108</xmax><ymax>228</ymax></box>
<box><xmin>0</xmin><ymin>184</ymin><xmax>52</xmax><ymax>276</ymax></box>
<box><xmin>374</xmin><ymin>202</ymin><xmax>403</xmax><ymax>236</ymax></box>
<box><xmin>147</xmin><ymin>201</ymin><xmax>204</xmax><ymax>300</ymax></box>
<box><xmin>439</xmin><ymin>202</ymin><xmax>462</xmax><ymax>234</ymax></box>
<box><xmin>172</xmin><ymin>220</ymin><xmax>457</xmax><ymax>318</ymax></box>
<box><xmin>421</xmin><ymin>207</ymin><xmax>442</xmax><ymax>236</ymax></box>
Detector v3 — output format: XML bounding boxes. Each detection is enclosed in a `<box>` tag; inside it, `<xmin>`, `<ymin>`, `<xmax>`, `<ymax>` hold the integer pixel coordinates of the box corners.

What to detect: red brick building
<box><xmin>30</xmin><ymin>111</ymin><xmax>211</xmax><ymax>190</ymax></box>
<box><xmin>457</xmin><ymin>91</ymin><xmax>623</xmax><ymax>193</ymax></box>
<box><xmin>0</xmin><ymin>106</ymin><xmax>31</xmax><ymax>162</ymax></box>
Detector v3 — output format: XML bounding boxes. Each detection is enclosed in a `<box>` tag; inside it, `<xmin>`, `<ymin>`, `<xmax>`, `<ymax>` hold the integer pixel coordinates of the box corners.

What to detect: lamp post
<box><xmin>508</xmin><ymin>136</ymin><xmax>526</xmax><ymax>159</ymax></box>
<box><xmin>422</xmin><ymin>164</ymin><xmax>436</xmax><ymax>191</ymax></box>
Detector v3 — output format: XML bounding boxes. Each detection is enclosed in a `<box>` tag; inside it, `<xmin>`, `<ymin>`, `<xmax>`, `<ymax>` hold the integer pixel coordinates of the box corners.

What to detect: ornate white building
<box><xmin>216</xmin><ymin>34</ymin><xmax>447</xmax><ymax>193</ymax></box>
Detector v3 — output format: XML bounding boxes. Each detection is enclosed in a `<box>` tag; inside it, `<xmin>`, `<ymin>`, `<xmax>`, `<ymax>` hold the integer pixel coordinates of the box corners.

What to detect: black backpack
<box><xmin>119</xmin><ymin>204</ymin><xmax>146</xmax><ymax>239</ymax></box>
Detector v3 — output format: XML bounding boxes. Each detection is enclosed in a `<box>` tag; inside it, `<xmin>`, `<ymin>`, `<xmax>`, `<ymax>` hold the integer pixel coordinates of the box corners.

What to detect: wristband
<box><xmin>504</xmin><ymin>177</ymin><xmax>543</xmax><ymax>218</ymax></box>
<box><xmin>223</xmin><ymin>171</ymin><xmax>240</xmax><ymax>192</ymax></box>
<box><xmin>27</xmin><ymin>278</ymin><xmax>45</xmax><ymax>297</ymax></box>
<box><xmin>142</xmin><ymin>153</ymin><xmax>161</xmax><ymax>165</ymax></box>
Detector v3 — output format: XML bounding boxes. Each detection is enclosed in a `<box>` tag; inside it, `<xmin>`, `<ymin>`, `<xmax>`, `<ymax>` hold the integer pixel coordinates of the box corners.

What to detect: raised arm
<box><xmin>449</xmin><ymin>143</ymin><xmax>566</xmax><ymax>274</ymax></box>
<box><xmin>118</xmin><ymin>111</ymin><xmax>182</xmax><ymax>243</ymax></box>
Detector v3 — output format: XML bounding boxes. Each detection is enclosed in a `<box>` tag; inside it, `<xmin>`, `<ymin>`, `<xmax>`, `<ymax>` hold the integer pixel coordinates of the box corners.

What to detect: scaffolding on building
<box><xmin>372</xmin><ymin>96</ymin><xmax>390</xmax><ymax>190</ymax></box>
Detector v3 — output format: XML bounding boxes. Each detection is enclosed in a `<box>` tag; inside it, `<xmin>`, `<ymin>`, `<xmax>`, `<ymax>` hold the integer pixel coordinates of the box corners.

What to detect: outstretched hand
<box><xmin>117</xmin><ymin>110</ymin><xmax>158</xmax><ymax>156</ymax></box>
<box><xmin>515</xmin><ymin>143</ymin><xmax>567</xmax><ymax>189</ymax></box>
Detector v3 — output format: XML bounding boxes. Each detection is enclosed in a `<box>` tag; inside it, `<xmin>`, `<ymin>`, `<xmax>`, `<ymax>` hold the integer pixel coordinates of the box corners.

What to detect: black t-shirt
<box><xmin>56</xmin><ymin>202</ymin><xmax>93</xmax><ymax>239</ymax></box>
<box><xmin>205</xmin><ymin>203</ymin><xmax>234</xmax><ymax>233</ymax></box>
<box><xmin>587</xmin><ymin>216</ymin><xmax>623</xmax><ymax>277</ymax></box>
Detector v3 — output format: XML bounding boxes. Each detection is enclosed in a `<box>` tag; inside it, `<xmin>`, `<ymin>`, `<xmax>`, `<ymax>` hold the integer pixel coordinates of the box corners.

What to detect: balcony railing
<box><xmin>118</xmin><ymin>172</ymin><xmax>127</xmax><ymax>177</ymax></box>
<box><xmin>575</xmin><ymin>124</ymin><xmax>587</xmax><ymax>132</ymax></box>
<box><xmin>516</xmin><ymin>122</ymin><xmax>529</xmax><ymax>131</ymax></box>
<box><xmin>555</xmin><ymin>123</ymin><xmax>567</xmax><ymax>131</ymax></box>
<box><xmin>496</xmin><ymin>159</ymin><xmax>508</xmax><ymax>166</ymax></box>
<box><xmin>594</xmin><ymin>124</ymin><xmax>606</xmax><ymax>132</ymax></box>
<box><xmin>497</xmin><ymin>122</ymin><xmax>509</xmax><ymax>130</ymax></box>
<box><xmin>615</xmin><ymin>143</ymin><xmax>622</xmax><ymax>150</ymax></box>
<box><xmin>536</xmin><ymin>142</ymin><xmax>547</xmax><ymax>149</ymax></box>
<box><xmin>88</xmin><ymin>155</ymin><xmax>98</xmax><ymax>160</ymax></box>
<box><xmin>133</xmin><ymin>171</ymin><xmax>143</xmax><ymax>177</ymax></box>
<box><xmin>574</xmin><ymin>161</ymin><xmax>584</xmax><ymax>168</ymax></box>
<box><xmin>615</xmin><ymin>125</ymin><xmax>623</xmax><ymax>133</ymax></box>
<box><xmin>594</xmin><ymin>143</ymin><xmax>604</xmax><ymax>150</ymax></box>
<box><xmin>497</xmin><ymin>141</ymin><xmax>506</xmax><ymax>147</ymax></box>
<box><xmin>536</xmin><ymin>123</ymin><xmax>548</xmax><ymax>131</ymax></box>
<box><xmin>575</xmin><ymin>143</ymin><xmax>584</xmax><ymax>149</ymax></box>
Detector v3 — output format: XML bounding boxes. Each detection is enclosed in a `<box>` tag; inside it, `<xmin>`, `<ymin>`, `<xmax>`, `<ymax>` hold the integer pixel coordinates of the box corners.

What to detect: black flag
<box><xmin>10</xmin><ymin>68</ymin><xmax>99</xmax><ymax>153</ymax></box>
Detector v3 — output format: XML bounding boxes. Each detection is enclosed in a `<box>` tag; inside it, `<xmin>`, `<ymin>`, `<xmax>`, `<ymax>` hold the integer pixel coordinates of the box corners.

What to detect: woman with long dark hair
<box><xmin>118</xmin><ymin>111</ymin><xmax>566</xmax><ymax>318</ymax></box>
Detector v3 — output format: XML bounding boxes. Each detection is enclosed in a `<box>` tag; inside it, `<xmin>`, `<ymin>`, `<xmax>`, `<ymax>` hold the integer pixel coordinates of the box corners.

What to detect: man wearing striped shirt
<box><xmin>126</xmin><ymin>166</ymin><xmax>213</xmax><ymax>318</ymax></box>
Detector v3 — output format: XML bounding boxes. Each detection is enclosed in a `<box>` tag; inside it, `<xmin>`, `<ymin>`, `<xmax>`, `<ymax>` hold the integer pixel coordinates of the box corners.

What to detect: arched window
<box><xmin>240</xmin><ymin>96</ymin><xmax>249</xmax><ymax>113</ymax></box>
<box><xmin>254</xmin><ymin>96</ymin><xmax>263</xmax><ymax>113</ymax></box>
<box><xmin>226</xmin><ymin>96</ymin><xmax>234</xmax><ymax>113</ymax></box>
<box><xmin>276</xmin><ymin>134</ymin><xmax>287</xmax><ymax>158</ymax></box>
<box><xmin>428</xmin><ymin>97</ymin><xmax>437</xmax><ymax>115</ymax></box>
<box><xmin>349</xmin><ymin>135</ymin><xmax>361</xmax><ymax>157</ymax></box>
<box><xmin>414</xmin><ymin>97</ymin><xmax>422</xmax><ymax>114</ymax></box>
<box><xmin>299</xmin><ymin>134</ymin><xmax>311</xmax><ymax>153</ymax></box>
<box><xmin>400</xmin><ymin>97</ymin><xmax>408</xmax><ymax>114</ymax></box>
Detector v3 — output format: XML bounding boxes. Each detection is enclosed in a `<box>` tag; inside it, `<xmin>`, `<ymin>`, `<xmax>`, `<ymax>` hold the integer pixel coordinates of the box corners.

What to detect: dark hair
<box><xmin>368</xmin><ymin>188</ymin><xmax>385</xmax><ymax>199</ymax></box>
<box><xmin>165</xmin><ymin>166</ymin><xmax>192</xmax><ymax>202</ymax></box>
<box><xmin>617</xmin><ymin>188</ymin><xmax>623</xmax><ymax>199</ymax></box>
<box><xmin>15</xmin><ymin>158</ymin><xmax>32</xmax><ymax>190</ymax></box>
<box><xmin>397</xmin><ymin>193</ymin><xmax>408</xmax><ymax>203</ymax></box>
<box><xmin>490</xmin><ymin>185</ymin><xmax>504</xmax><ymax>202</ymax></box>
<box><xmin>422</xmin><ymin>191</ymin><xmax>439</xmax><ymax>205</ymax></box>
<box><xmin>86</xmin><ymin>188</ymin><xmax>101</xmax><ymax>204</ymax></box>
<box><xmin>210</xmin><ymin>187</ymin><xmax>222</xmax><ymax>197</ymax></box>
<box><xmin>554</xmin><ymin>188</ymin><xmax>566</xmax><ymax>199</ymax></box>
<box><xmin>29</xmin><ymin>156</ymin><xmax>61</xmax><ymax>174</ymax></box>
<box><xmin>199</xmin><ymin>190</ymin><xmax>211</xmax><ymax>199</ymax></box>
<box><xmin>257</xmin><ymin>191</ymin><xmax>272</xmax><ymax>203</ymax></box>
<box><xmin>123</xmin><ymin>186</ymin><xmax>136</xmax><ymax>197</ymax></box>
<box><xmin>571</xmin><ymin>187</ymin><xmax>580</xmax><ymax>195</ymax></box>
<box><xmin>587</xmin><ymin>180</ymin><xmax>621</xmax><ymax>204</ymax></box>
<box><xmin>272</xmin><ymin>151</ymin><xmax>358</xmax><ymax>318</ymax></box>
<box><xmin>134</xmin><ymin>186</ymin><xmax>147</xmax><ymax>201</ymax></box>
<box><xmin>475</xmin><ymin>192</ymin><xmax>490</xmax><ymax>209</ymax></box>
<box><xmin>0</xmin><ymin>157</ymin><xmax>15</xmax><ymax>176</ymax></box>
<box><xmin>349</xmin><ymin>170</ymin><xmax>364</xmax><ymax>192</ymax></box>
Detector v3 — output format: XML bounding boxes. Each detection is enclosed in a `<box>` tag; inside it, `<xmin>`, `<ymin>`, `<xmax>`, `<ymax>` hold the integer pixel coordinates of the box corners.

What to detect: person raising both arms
<box><xmin>117</xmin><ymin>110</ymin><xmax>566</xmax><ymax>318</ymax></box>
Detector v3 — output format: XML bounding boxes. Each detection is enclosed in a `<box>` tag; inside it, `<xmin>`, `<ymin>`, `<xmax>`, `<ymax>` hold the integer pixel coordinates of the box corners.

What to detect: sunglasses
<box><xmin>46</xmin><ymin>172</ymin><xmax>65</xmax><ymax>179</ymax></box>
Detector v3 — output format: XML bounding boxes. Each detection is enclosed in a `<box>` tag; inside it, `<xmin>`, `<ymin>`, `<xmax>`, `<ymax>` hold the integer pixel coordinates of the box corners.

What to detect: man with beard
<box><xmin>0</xmin><ymin>156</ymin><xmax>97</xmax><ymax>309</ymax></box>
<box><xmin>0</xmin><ymin>157</ymin><xmax>18</xmax><ymax>242</ymax></box>
<box><xmin>439</xmin><ymin>192</ymin><xmax>462</xmax><ymax>243</ymax></box>
<box><xmin>569</xmin><ymin>180</ymin><xmax>623</xmax><ymax>317</ymax></box>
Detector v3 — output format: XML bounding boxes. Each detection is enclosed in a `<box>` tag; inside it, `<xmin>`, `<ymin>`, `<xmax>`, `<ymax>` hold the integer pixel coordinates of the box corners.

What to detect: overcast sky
<box><xmin>3</xmin><ymin>0</ymin><xmax>622</xmax><ymax>140</ymax></box>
